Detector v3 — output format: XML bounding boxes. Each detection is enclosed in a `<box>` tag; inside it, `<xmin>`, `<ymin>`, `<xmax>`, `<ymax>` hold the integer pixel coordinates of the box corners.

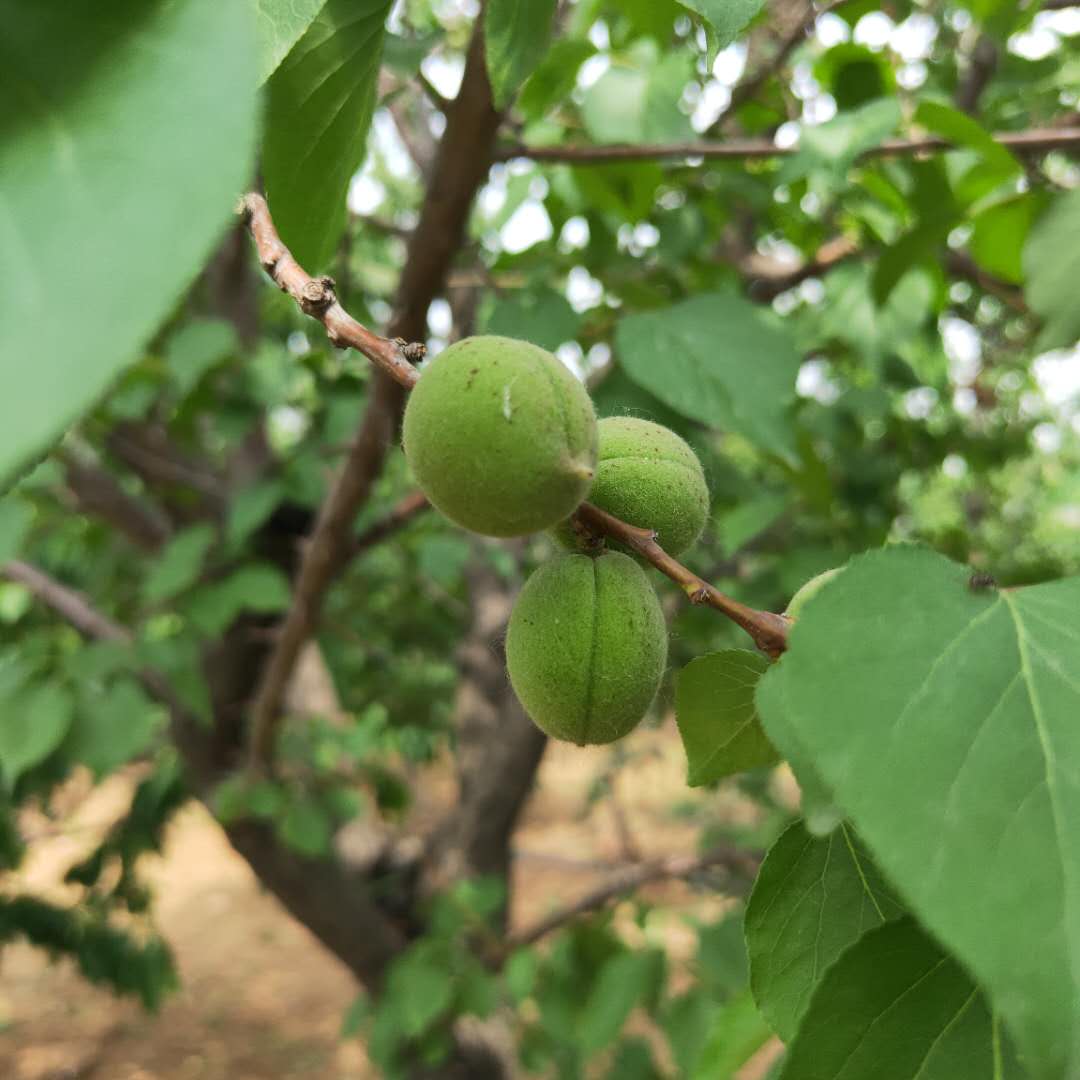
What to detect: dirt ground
<box><xmin>0</xmin><ymin>720</ymin><xmax>783</xmax><ymax>1080</ymax></box>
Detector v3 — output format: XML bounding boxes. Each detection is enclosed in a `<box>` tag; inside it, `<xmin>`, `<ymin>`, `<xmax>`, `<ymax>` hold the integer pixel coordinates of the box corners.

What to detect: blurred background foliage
<box><xmin>2</xmin><ymin>0</ymin><xmax>1079</xmax><ymax>1075</ymax></box>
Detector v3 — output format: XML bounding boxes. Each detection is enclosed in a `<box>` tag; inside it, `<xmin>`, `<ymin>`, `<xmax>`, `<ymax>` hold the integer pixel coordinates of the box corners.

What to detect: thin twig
<box><xmin>507</xmin><ymin>843</ymin><xmax>761</xmax><ymax>950</ymax></box>
<box><xmin>239</xmin><ymin>193</ymin><xmax>424</xmax><ymax>389</ymax></box>
<box><xmin>574</xmin><ymin>503</ymin><xmax>791</xmax><ymax>657</ymax></box>
<box><xmin>945</xmin><ymin>251</ymin><xmax>1027</xmax><ymax>313</ymax></box>
<box><xmin>495</xmin><ymin>124</ymin><xmax>1080</xmax><ymax>165</ymax></box>
<box><xmin>1</xmin><ymin>561</ymin><xmax>197</xmax><ymax>736</ymax></box>
<box><xmin>351</xmin><ymin>491</ymin><xmax>430</xmax><ymax>556</ymax></box>
<box><xmin>3</xmin><ymin>560</ymin><xmax>131</xmax><ymax>643</ymax></box>
<box><xmin>58</xmin><ymin>449</ymin><xmax>171</xmax><ymax>553</ymax></box>
<box><xmin>417</xmin><ymin>69</ymin><xmax>450</xmax><ymax>113</ymax></box>
<box><xmin>722</xmin><ymin>0</ymin><xmax>851</xmax><ymax>122</ymax></box>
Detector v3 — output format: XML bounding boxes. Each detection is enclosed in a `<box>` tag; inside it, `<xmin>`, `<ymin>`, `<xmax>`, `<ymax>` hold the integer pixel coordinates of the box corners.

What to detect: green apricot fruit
<box><xmin>403</xmin><ymin>336</ymin><xmax>597</xmax><ymax>537</ymax></box>
<box><xmin>785</xmin><ymin>567</ymin><xmax>845</xmax><ymax>619</ymax></box>
<box><xmin>506</xmin><ymin>551</ymin><xmax>667</xmax><ymax>745</ymax></box>
<box><xmin>554</xmin><ymin>417</ymin><xmax>709</xmax><ymax>556</ymax></box>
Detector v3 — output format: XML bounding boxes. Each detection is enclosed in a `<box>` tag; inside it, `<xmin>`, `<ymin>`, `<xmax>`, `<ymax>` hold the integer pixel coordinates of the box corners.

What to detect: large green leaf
<box><xmin>0</xmin><ymin>0</ymin><xmax>256</xmax><ymax>485</ymax></box>
<box><xmin>675</xmin><ymin>650</ymin><xmax>778</xmax><ymax>785</ymax></box>
<box><xmin>1024</xmin><ymin>189</ymin><xmax>1080</xmax><ymax>351</ymax></box>
<box><xmin>615</xmin><ymin>293</ymin><xmax>801</xmax><ymax>456</ymax></box>
<box><xmin>481</xmin><ymin>288</ymin><xmax>581</xmax><ymax>352</ymax></box>
<box><xmin>746</xmin><ymin>821</ymin><xmax>904</xmax><ymax>1040</ymax></box>
<box><xmin>914</xmin><ymin>101</ymin><xmax>1021</xmax><ymax>179</ymax></box>
<box><xmin>484</xmin><ymin>0</ymin><xmax>559</xmax><ymax>109</ymax></box>
<box><xmin>757</xmin><ymin>544</ymin><xmax>1080</xmax><ymax>1077</ymax></box>
<box><xmin>581</xmin><ymin>55</ymin><xmax>693</xmax><ymax>145</ymax></box>
<box><xmin>66</xmin><ymin>680</ymin><xmax>164</xmax><ymax>780</ymax></box>
<box><xmin>970</xmin><ymin>195</ymin><xmax>1043</xmax><ymax>286</ymax></box>
<box><xmin>677</xmin><ymin>0</ymin><xmax>764</xmax><ymax>50</ymax></box>
<box><xmin>781</xmin><ymin>919</ymin><xmax>1022</xmax><ymax>1080</ymax></box>
<box><xmin>263</xmin><ymin>0</ymin><xmax>393</xmax><ymax>270</ymax></box>
<box><xmin>0</xmin><ymin>684</ymin><xmax>74</xmax><ymax>788</ymax></box>
<box><xmin>253</xmin><ymin>0</ymin><xmax>329</xmax><ymax>82</ymax></box>
<box><xmin>782</xmin><ymin>98</ymin><xmax>901</xmax><ymax>185</ymax></box>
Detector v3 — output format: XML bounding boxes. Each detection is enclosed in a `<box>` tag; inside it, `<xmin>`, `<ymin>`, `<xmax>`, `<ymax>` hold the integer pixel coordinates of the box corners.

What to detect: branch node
<box><xmin>300</xmin><ymin>275</ymin><xmax>337</xmax><ymax>314</ymax></box>
<box><xmin>396</xmin><ymin>338</ymin><xmax>428</xmax><ymax>363</ymax></box>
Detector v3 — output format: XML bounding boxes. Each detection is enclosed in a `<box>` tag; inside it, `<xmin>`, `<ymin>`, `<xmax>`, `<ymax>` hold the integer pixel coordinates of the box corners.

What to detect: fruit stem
<box><xmin>573</xmin><ymin>502</ymin><xmax>790</xmax><ymax>658</ymax></box>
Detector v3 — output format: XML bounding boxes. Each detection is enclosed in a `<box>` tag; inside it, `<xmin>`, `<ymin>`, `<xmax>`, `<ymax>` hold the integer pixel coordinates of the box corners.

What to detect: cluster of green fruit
<box><xmin>402</xmin><ymin>335</ymin><xmax>710</xmax><ymax>746</ymax></box>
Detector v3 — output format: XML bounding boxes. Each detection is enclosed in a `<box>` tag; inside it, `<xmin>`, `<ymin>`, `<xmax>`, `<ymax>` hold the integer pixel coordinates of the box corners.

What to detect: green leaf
<box><xmin>581</xmin><ymin>55</ymin><xmax>692</xmax><ymax>145</ymax></box>
<box><xmin>690</xmin><ymin>989</ymin><xmax>773</xmax><ymax>1079</ymax></box>
<box><xmin>164</xmin><ymin>319</ymin><xmax>239</xmax><ymax>398</ymax></box>
<box><xmin>518</xmin><ymin>39</ymin><xmax>596</xmax><ymax>121</ymax></box>
<box><xmin>677</xmin><ymin>0</ymin><xmax>764</xmax><ymax>50</ymax></box>
<box><xmin>615</xmin><ymin>293</ymin><xmax>801</xmax><ymax>456</ymax></box>
<box><xmin>676</xmin><ymin>650</ymin><xmax>778</xmax><ymax>785</ymax></box>
<box><xmin>715</xmin><ymin>493</ymin><xmax>787</xmax><ymax>556</ymax></box>
<box><xmin>226</xmin><ymin>480</ymin><xmax>285</xmax><ymax>548</ymax></box>
<box><xmin>183</xmin><ymin>564</ymin><xmax>291</xmax><ymax>635</ymax></box>
<box><xmin>387</xmin><ymin>944</ymin><xmax>455</xmax><ymax>1037</ymax></box>
<box><xmin>141</xmin><ymin>525</ymin><xmax>216</xmax><ymax>605</ymax></box>
<box><xmin>784</xmin><ymin>98</ymin><xmax>901</xmax><ymax>183</ymax></box>
<box><xmin>0</xmin><ymin>499</ymin><xmax>33</xmax><ymax>563</ymax></box>
<box><xmin>263</xmin><ymin>0</ymin><xmax>393</xmax><ymax>269</ymax></box>
<box><xmin>252</xmin><ymin>0</ymin><xmax>329</xmax><ymax>82</ymax></box>
<box><xmin>780</xmin><ymin>919</ymin><xmax>1022</xmax><ymax>1080</ymax></box>
<box><xmin>757</xmin><ymin>544</ymin><xmax>1080</xmax><ymax>1076</ymax></box>
<box><xmin>277</xmin><ymin>793</ymin><xmax>333</xmax><ymax>856</ymax></box>
<box><xmin>481</xmin><ymin>288</ymin><xmax>581</xmax><ymax>352</ymax></box>
<box><xmin>66</xmin><ymin>680</ymin><xmax>164</xmax><ymax>780</ymax></box>
<box><xmin>969</xmin><ymin>195</ymin><xmax>1042</xmax><ymax>285</ymax></box>
<box><xmin>746</xmin><ymin>821</ymin><xmax>904</xmax><ymax>1040</ymax></box>
<box><xmin>484</xmin><ymin>0</ymin><xmax>559</xmax><ymax>109</ymax></box>
<box><xmin>0</xmin><ymin>0</ymin><xmax>256</xmax><ymax>485</ymax></box>
<box><xmin>1024</xmin><ymin>189</ymin><xmax>1080</xmax><ymax>350</ymax></box>
<box><xmin>818</xmin><ymin>264</ymin><xmax>934</xmax><ymax>367</ymax></box>
<box><xmin>754</xmin><ymin>652</ymin><xmax>843</xmax><ymax>837</ymax></box>
<box><xmin>579</xmin><ymin>948</ymin><xmax>664</xmax><ymax>1053</ymax></box>
<box><xmin>0</xmin><ymin>683</ymin><xmax>74</xmax><ymax>787</ymax></box>
<box><xmin>914</xmin><ymin>101</ymin><xmax>1021</xmax><ymax>179</ymax></box>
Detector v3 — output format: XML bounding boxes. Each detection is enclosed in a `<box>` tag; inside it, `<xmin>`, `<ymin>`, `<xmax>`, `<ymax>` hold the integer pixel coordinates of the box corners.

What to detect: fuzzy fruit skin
<box><xmin>554</xmin><ymin>417</ymin><xmax>709</xmax><ymax>557</ymax></box>
<box><xmin>785</xmin><ymin>567</ymin><xmax>844</xmax><ymax>619</ymax></box>
<box><xmin>506</xmin><ymin>551</ymin><xmax>668</xmax><ymax>745</ymax></box>
<box><xmin>403</xmin><ymin>336</ymin><xmax>597</xmax><ymax>537</ymax></box>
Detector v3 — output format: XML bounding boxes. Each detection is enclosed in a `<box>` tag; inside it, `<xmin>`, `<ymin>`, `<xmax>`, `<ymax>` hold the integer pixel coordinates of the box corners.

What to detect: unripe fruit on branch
<box><xmin>785</xmin><ymin>567</ymin><xmax>844</xmax><ymax>619</ymax></box>
<box><xmin>506</xmin><ymin>551</ymin><xmax>667</xmax><ymax>745</ymax></box>
<box><xmin>555</xmin><ymin>417</ymin><xmax>709</xmax><ymax>556</ymax></box>
<box><xmin>403</xmin><ymin>336</ymin><xmax>597</xmax><ymax>537</ymax></box>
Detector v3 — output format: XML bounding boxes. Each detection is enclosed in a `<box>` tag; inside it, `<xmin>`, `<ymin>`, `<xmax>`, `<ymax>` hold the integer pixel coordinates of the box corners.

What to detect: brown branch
<box><xmin>507</xmin><ymin>843</ymin><xmax>761</xmax><ymax>950</ymax></box>
<box><xmin>2</xmin><ymin>560</ymin><xmax>131</xmax><ymax>643</ymax></box>
<box><xmin>745</xmin><ymin>235</ymin><xmax>860</xmax><ymax>300</ymax></box>
<box><xmin>495</xmin><ymin>125</ymin><xmax>1080</xmax><ymax>165</ymax></box>
<box><xmin>58</xmin><ymin>450</ymin><xmax>171</xmax><ymax>553</ymax></box>
<box><xmin>351</xmin><ymin>490</ymin><xmax>430</xmax><ymax>555</ymax></box>
<box><xmin>246</xmin><ymin>375</ymin><xmax>405</xmax><ymax>769</ymax></box>
<box><xmin>244</xmin><ymin>22</ymin><xmax>504</xmax><ymax>772</ymax></box>
<box><xmin>723</xmin><ymin>0</ymin><xmax>851</xmax><ymax>121</ymax></box>
<box><xmin>573</xmin><ymin>503</ymin><xmax>791</xmax><ymax>658</ymax></box>
<box><xmin>954</xmin><ymin>33</ymin><xmax>999</xmax><ymax>116</ymax></box>
<box><xmin>945</xmin><ymin>251</ymin><xmax>1027</xmax><ymax>313</ymax></box>
<box><xmin>239</xmin><ymin>193</ymin><xmax>424</xmax><ymax>389</ymax></box>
